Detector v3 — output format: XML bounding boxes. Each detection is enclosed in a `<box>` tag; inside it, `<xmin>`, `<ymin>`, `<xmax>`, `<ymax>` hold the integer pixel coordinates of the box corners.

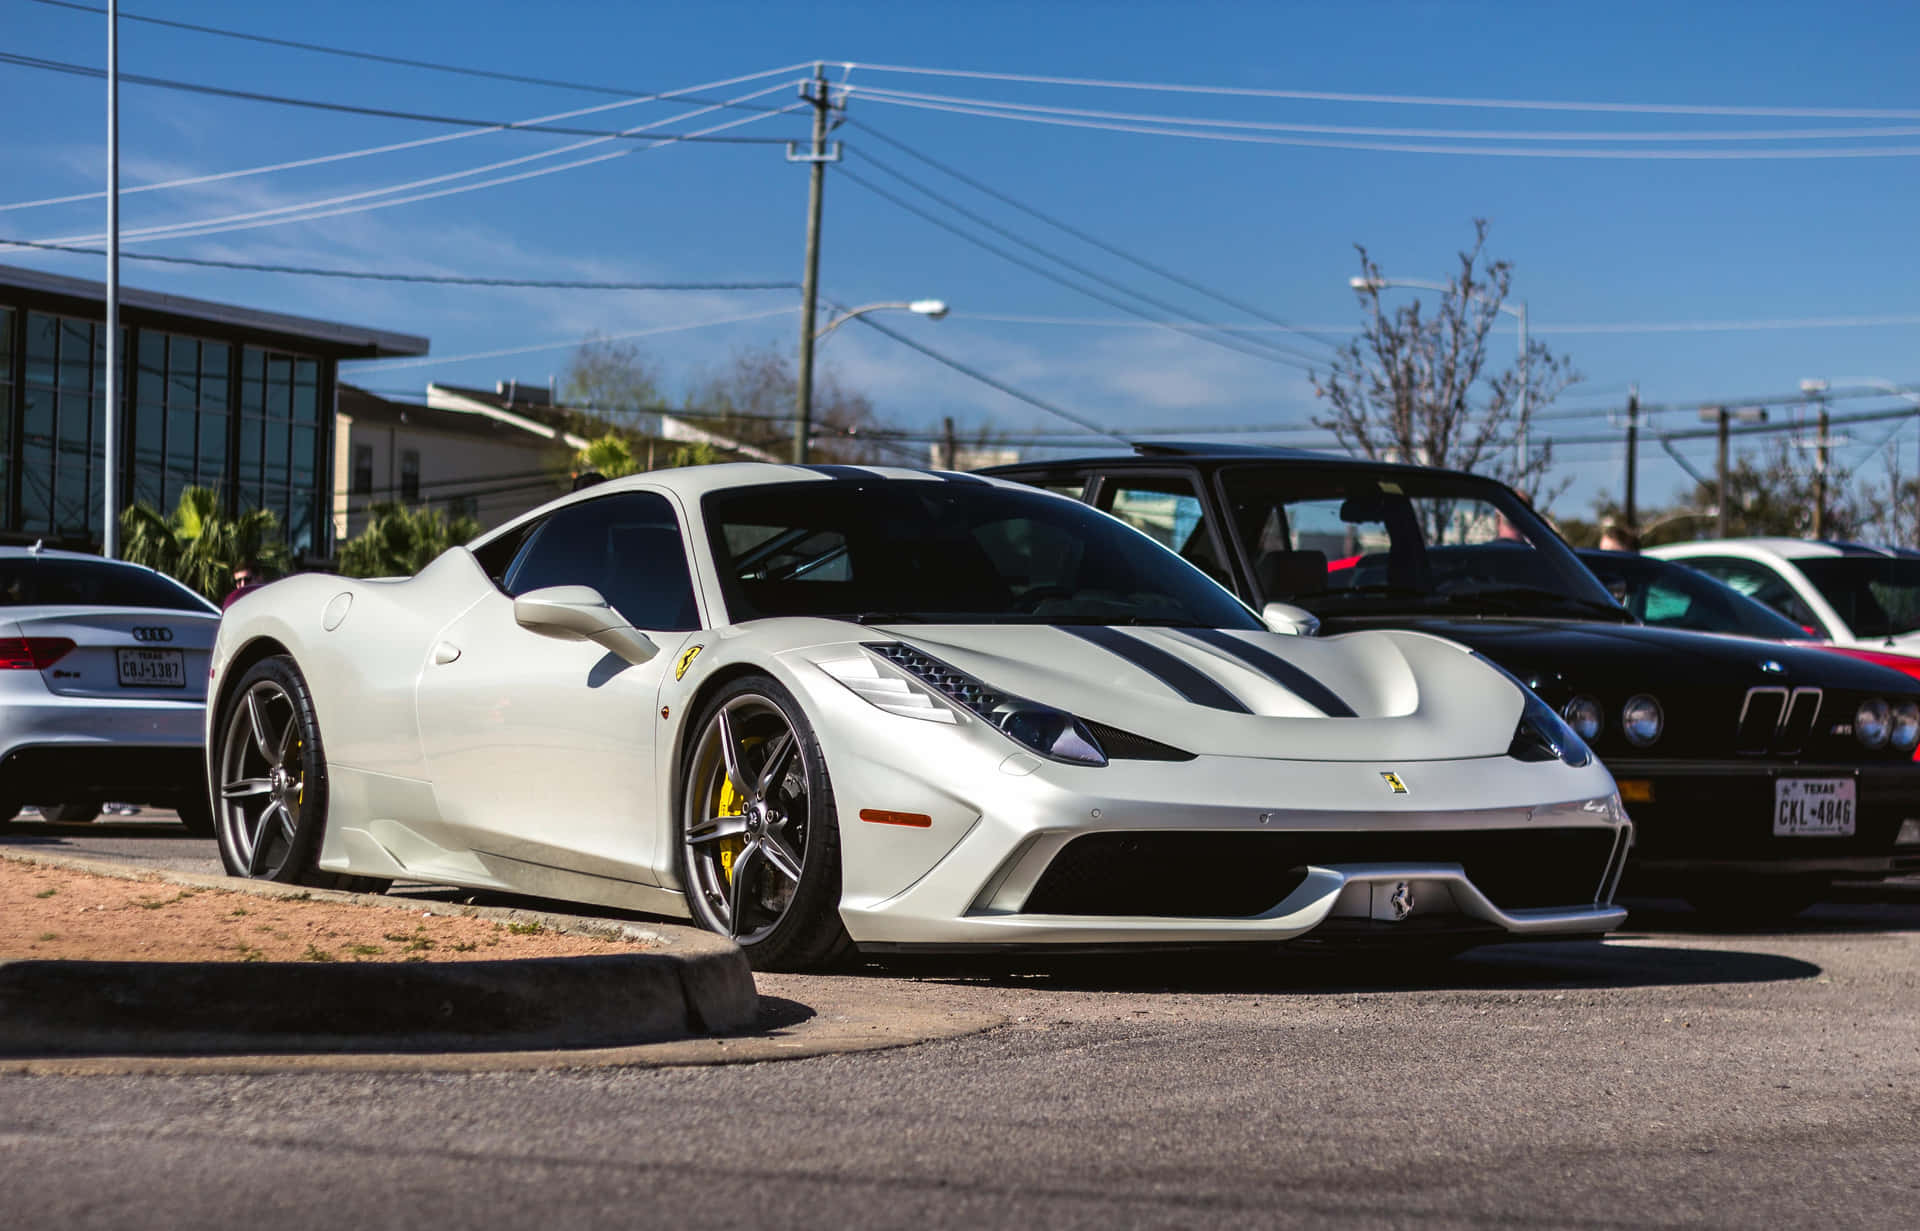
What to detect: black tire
<box><xmin>0</xmin><ymin>799</ymin><xmax>19</xmax><ymax>832</ymax></box>
<box><xmin>211</xmin><ymin>655</ymin><xmax>389</xmax><ymax>894</ymax></box>
<box><xmin>47</xmin><ymin>802</ymin><xmax>101</xmax><ymax>824</ymax></box>
<box><xmin>677</xmin><ymin>673</ymin><xmax>852</xmax><ymax>971</ymax></box>
<box><xmin>173</xmin><ymin>792</ymin><xmax>216</xmax><ymax>838</ymax></box>
<box><xmin>1685</xmin><ymin>876</ymin><xmax>1823</xmax><ymax>926</ymax></box>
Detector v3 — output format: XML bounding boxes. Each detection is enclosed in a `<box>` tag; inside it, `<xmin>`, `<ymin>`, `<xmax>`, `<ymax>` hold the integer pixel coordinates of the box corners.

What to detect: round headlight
<box><xmin>1561</xmin><ymin>695</ymin><xmax>1604</xmax><ymax>742</ymax></box>
<box><xmin>1891</xmin><ymin>702</ymin><xmax>1920</xmax><ymax>752</ymax></box>
<box><xmin>1621</xmin><ymin>695</ymin><xmax>1664</xmax><ymax>747</ymax></box>
<box><xmin>1855</xmin><ymin>698</ymin><xmax>1892</xmax><ymax>749</ymax></box>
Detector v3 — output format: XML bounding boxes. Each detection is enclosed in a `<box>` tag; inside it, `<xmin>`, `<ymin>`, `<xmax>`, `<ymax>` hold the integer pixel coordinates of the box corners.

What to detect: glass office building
<box><xmin>0</xmin><ymin>263</ymin><xmax>427</xmax><ymax>555</ymax></box>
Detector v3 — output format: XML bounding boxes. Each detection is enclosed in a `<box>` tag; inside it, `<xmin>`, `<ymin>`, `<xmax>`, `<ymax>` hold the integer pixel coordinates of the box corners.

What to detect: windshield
<box><xmin>703</xmin><ymin>480</ymin><xmax>1262</xmax><ymax>629</ymax></box>
<box><xmin>1796</xmin><ymin>557</ymin><xmax>1920</xmax><ymax>638</ymax></box>
<box><xmin>1216</xmin><ymin>464</ymin><xmax>1626</xmax><ymax>621</ymax></box>
<box><xmin>0</xmin><ymin>558</ymin><xmax>214</xmax><ymax>612</ymax></box>
<box><xmin>1578</xmin><ymin>551</ymin><xmax>1811</xmax><ymax>639</ymax></box>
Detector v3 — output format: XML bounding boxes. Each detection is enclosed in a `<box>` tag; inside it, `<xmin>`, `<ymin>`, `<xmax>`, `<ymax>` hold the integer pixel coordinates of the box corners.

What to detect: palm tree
<box><xmin>573</xmin><ymin>433</ymin><xmax>641</xmax><ymax>479</ymax></box>
<box><xmin>119</xmin><ymin>487</ymin><xmax>289</xmax><ymax>602</ymax></box>
<box><xmin>335</xmin><ymin>503</ymin><xmax>482</xmax><ymax>578</ymax></box>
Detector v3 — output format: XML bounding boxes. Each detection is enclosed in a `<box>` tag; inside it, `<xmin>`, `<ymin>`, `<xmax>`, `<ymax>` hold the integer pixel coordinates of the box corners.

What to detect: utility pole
<box><xmin>789</xmin><ymin>64</ymin><xmax>840</xmax><ymax>464</ymax></box>
<box><xmin>102</xmin><ymin>0</ymin><xmax>120</xmax><ymax>558</ymax></box>
<box><xmin>1623</xmin><ymin>384</ymin><xmax>1639</xmax><ymax>530</ymax></box>
<box><xmin>1707</xmin><ymin>407</ymin><xmax>1731</xmax><ymax>539</ymax></box>
<box><xmin>1800</xmin><ymin>379</ymin><xmax>1831</xmax><ymax>539</ymax></box>
<box><xmin>1514</xmin><ymin>299</ymin><xmax>1530</xmax><ymax>481</ymax></box>
<box><xmin>941</xmin><ymin>416</ymin><xmax>957</xmax><ymax>471</ymax></box>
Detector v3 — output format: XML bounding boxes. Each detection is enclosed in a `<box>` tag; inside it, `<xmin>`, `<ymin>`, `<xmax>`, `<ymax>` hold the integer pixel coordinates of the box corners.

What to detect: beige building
<box><xmin>332</xmin><ymin>384</ymin><xmax>585</xmax><ymax>540</ymax></box>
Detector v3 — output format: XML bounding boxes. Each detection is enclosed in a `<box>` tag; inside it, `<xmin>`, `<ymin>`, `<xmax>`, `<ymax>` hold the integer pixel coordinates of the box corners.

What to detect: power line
<box><xmin>349</xmin><ymin>307</ymin><xmax>799</xmax><ymax>370</ymax></box>
<box><xmin>845</xmin><ymin>84</ymin><xmax>1920</xmax><ymax>144</ymax></box>
<box><xmin>850</xmin><ymin>313</ymin><xmax>1124</xmax><ymax>441</ymax></box>
<box><xmin>0</xmin><ymin>237</ymin><xmax>801</xmax><ymax>290</ymax></box>
<box><xmin>22</xmin><ymin>0</ymin><xmax>810</xmax><ymax>112</ymax></box>
<box><xmin>837</xmin><ymin>162</ymin><xmax>1319</xmax><ymax>373</ymax></box>
<box><xmin>0</xmin><ymin>63</ymin><xmax>806</xmax><ymax>214</ymax></box>
<box><xmin>845</xmin><ymin>117</ymin><xmax>1340</xmax><ymax>351</ymax></box>
<box><xmin>838</xmin><ymin>60</ymin><xmax>1920</xmax><ymax>122</ymax></box>
<box><xmin>21</xmin><ymin>91</ymin><xmax>801</xmax><ymax>247</ymax></box>
<box><xmin>847</xmin><ymin>87</ymin><xmax>1920</xmax><ymax>160</ymax></box>
<box><xmin>0</xmin><ymin>51</ymin><xmax>799</xmax><ymax>145</ymax></box>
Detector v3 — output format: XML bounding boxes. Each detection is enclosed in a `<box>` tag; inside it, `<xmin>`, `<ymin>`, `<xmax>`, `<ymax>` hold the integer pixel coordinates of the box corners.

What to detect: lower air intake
<box><xmin>1021</xmin><ymin>828</ymin><xmax>1618</xmax><ymax>917</ymax></box>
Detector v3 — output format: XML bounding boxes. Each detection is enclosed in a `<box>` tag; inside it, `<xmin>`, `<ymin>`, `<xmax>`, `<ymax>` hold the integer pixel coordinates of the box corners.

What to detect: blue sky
<box><xmin>6</xmin><ymin>0</ymin><xmax>1920</xmax><ymax>517</ymax></box>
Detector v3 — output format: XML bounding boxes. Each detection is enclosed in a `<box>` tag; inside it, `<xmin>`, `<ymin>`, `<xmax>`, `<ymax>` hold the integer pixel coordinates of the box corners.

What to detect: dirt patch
<box><xmin>0</xmin><ymin>860</ymin><xmax>653</xmax><ymax>964</ymax></box>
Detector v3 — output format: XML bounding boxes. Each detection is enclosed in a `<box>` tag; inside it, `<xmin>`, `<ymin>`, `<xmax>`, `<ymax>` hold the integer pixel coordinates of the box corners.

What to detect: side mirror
<box><xmin>1261</xmin><ymin>601</ymin><xmax>1321</xmax><ymax>637</ymax></box>
<box><xmin>513</xmin><ymin>585</ymin><xmax>659</xmax><ymax>665</ymax></box>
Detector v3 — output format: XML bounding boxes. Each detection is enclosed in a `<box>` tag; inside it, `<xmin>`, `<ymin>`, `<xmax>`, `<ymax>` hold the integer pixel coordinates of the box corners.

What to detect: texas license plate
<box><xmin>1773</xmin><ymin>777</ymin><xmax>1855</xmax><ymax>836</ymax></box>
<box><xmin>116</xmin><ymin>648</ymin><xmax>185</xmax><ymax>688</ymax></box>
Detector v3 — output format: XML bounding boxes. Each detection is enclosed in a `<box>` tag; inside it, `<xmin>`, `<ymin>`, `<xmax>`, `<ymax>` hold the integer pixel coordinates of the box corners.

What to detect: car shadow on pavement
<box><xmin>847</xmin><ymin>937</ymin><xmax>1821</xmax><ymax>996</ymax></box>
<box><xmin>1620</xmin><ymin>887</ymin><xmax>1920</xmax><ymax>938</ymax></box>
<box><xmin>0</xmin><ymin>820</ymin><xmax>201</xmax><ymax>841</ymax></box>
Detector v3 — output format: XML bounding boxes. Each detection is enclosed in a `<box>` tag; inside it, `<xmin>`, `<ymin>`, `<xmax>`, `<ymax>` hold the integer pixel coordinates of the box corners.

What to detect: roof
<box><xmin>0</xmin><ymin>544</ymin><xmax>105</xmax><ymax>562</ymax></box>
<box><xmin>338</xmin><ymin>385</ymin><xmax>573</xmax><ymax>448</ymax></box>
<box><xmin>425</xmin><ymin>383</ymin><xmax>595</xmax><ymax>451</ymax></box>
<box><xmin>1649</xmin><ymin>537</ymin><xmax>1884</xmax><ymax>561</ymax></box>
<box><xmin>0</xmin><ymin>262</ymin><xmax>429</xmax><ymax>359</ymax></box>
<box><xmin>983</xmin><ymin>441</ymin><xmax>1484</xmax><ymax>483</ymax></box>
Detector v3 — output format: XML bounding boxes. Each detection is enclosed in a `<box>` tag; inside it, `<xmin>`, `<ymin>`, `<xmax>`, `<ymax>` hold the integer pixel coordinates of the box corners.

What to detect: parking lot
<box><xmin>4</xmin><ymin>815</ymin><xmax>1918</xmax><ymax>1228</ymax></box>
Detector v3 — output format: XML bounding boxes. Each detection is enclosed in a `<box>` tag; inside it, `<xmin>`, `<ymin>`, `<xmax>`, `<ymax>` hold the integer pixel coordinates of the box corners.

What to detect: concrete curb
<box><xmin>0</xmin><ymin>849</ymin><xmax>758</xmax><ymax>1057</ymax></box>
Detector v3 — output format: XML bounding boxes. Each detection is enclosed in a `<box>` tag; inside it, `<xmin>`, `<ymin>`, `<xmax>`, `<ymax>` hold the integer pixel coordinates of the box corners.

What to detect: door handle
<box><xmin>432</xmin><ymin>642</ymin><xmax>462</xmax><ymax>665</ymax></box>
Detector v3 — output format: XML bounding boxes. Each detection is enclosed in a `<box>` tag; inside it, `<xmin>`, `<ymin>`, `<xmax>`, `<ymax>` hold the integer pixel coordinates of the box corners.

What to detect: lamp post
<box><xmin>793</xmin><ymin>299</ymin><xmax>948</xmax><ymax>463</ymax></box>
<box><xmin>1349</xmin><ymin>275</ymin><xmax>1529</xmax><ymax>476</ymax></box>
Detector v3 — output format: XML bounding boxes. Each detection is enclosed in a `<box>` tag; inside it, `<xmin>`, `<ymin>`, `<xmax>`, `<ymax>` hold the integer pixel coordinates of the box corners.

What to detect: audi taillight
<box><xmin>0</xmin><ymin>637</ymin><xmax>76</xmax><ymax>669</ymax></box>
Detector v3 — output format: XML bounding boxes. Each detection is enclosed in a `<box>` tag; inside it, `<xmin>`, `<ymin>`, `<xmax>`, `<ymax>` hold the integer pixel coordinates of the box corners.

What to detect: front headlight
<box><xmin>1856</xmin><ymin>698</ymin><xmax>1891</xmax><ymax>749</ymax></box>
<box><xmin>1621</xmin><ymin>695</ymin><xmax>1664</xmax><ymax>748</ymax></box>
<box><xmin>1561</xmin><ymin>695</ymin><xmax>1604</xmax><ymax>742</ymax></box>
<box><xmin>1891</xmin><ymin>701</ymin><xmax>1920</xmax><ymax>752</ymax></box>
<box><xmin>1510</xmin><ymin>691</ymin><xmax>1593</xmax><ymax>768</ymax></box>
<box><xmin>828</xmin><ymin>642</ymin><xmax>1108</xmax><ymax>767</ymax></box>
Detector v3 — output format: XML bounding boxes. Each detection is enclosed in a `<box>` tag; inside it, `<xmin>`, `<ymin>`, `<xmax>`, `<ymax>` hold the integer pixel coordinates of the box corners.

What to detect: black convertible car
<box><xmin>989</xmin><ymin>444</ymin><xmax>1920</xmax><ymax>919</ymax></box>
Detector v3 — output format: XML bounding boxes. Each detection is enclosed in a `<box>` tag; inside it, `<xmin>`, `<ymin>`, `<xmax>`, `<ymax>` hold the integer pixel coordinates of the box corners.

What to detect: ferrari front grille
<box><xmin>1021</xmin><ymin>828</ymin><xmax>1619</xmax><ymax>917</ymax></box>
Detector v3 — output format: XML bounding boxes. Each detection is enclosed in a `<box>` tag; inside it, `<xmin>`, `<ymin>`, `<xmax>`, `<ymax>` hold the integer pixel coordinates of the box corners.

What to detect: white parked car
<box><xmin>206</xmin><ymin>464</ymin><xmax>1631</xmax><ymax>968</ymax></box>
<box><xmin>0</xmin><ymin>545</ymin><xmax>219</xmax><ymax>832</ymax></box>
<box><xmin>1648</xmin><ymin>539</ymin><xmax>1920</xmax><ymax>652</ymax></box>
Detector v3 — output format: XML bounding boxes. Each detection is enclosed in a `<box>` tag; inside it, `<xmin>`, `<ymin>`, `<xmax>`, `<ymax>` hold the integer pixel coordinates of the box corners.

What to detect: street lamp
<box><xmin>794</xmin><ymin>299</ymin><xmax>948</xmax><ymax>462</ymax></box>
<box><xmin>1348</xmin><ymin>275</ymin><xmax>1530</xmax><ymax>474</ymax></box>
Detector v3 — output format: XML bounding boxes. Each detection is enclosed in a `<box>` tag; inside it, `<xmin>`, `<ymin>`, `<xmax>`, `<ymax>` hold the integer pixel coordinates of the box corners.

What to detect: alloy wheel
<box><xmin>217</xmin><ymin>680</ymin><xmax>309</xmax><ymax>879</ymax></box>
<box><xmin>684</xmin><ymin>694</ymin><xmax>812</xmax><ymax>943</ymax></box>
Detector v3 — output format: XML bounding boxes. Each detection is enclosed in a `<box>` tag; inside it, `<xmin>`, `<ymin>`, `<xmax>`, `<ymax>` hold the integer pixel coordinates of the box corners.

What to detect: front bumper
<box><xmin>1609</xmin><ymin>758</ymin><xmax>1920</xmax><ymax>879</ymax></box>
<box><xmin>834</xmin><ymin>749</ymin><xmax>1633</xmax><ymax>949</ymax></box>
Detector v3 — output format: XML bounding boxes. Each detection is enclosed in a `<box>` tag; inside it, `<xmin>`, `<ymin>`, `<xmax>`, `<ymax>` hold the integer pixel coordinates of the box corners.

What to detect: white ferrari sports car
<box><xmin>207</xmin><ymin>464</ymin><xmax>1631</xmax><ymax>968</ymax></box>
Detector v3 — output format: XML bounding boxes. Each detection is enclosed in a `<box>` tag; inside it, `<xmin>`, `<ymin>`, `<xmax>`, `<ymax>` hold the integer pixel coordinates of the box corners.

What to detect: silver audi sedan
<box><xmin>0</xmin><ymin>545</ymin><xmax>219</xmax><ymax>833</ymax></box>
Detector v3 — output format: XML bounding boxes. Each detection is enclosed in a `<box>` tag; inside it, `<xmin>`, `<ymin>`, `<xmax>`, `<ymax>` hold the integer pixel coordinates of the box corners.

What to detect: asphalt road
<box><xmin>6</xmin><ymin>819</ymin><xmax>1920</xmax><ymax>1229</ymax></box>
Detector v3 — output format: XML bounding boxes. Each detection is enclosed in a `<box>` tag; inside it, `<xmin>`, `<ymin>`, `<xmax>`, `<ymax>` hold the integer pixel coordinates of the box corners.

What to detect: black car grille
<box><xmin>1736</xmin><ymin>687</ymin><xmax>1823</xmax><ymax>755</ymax></box>
<box><xmin>1020</xmin><ymin>828</ymin><xmax>1619</xmax><ymax>918</ymax></box>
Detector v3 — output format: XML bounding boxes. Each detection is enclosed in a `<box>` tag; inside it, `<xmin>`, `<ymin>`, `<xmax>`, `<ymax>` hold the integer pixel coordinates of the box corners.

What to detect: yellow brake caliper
<box><xmin>715</xmin><ymin>736</ymin><xmax>760</xmax><ymax>884</ymax></box>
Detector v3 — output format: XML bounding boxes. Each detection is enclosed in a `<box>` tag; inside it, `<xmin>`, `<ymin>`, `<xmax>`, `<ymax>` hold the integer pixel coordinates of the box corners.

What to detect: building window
<box><xmin>19</xmin><ymin>311</ymin><xmax>122</xmax><ymax>541</ymax></box>
<box><xmin>400</xmin><ymin>450</ymin><xmax>420</xmax><ymax>502</ymax></box>
<box><xmin>352</xmin><ymin>444</ymin><xmax>374</xmax><ymax>495</ymax></box>
<box><xmin>0</xmin><ymin>308</ymin><xmax>12</xmax><ymax>526</ymax></box>
<box><xmin>132</xmin><ymin>329</ymin><xmax>229</xmax><ymax>516</ymax></box>
<box><xmin>237</xmin><ymin>346</ymin><xmax>321</xmax><ymax>555</ymax></box>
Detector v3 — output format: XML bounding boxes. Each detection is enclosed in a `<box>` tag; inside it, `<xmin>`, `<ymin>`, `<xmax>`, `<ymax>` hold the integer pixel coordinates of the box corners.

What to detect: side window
<box><xmin>502</xmin><ymin>492</ymin><xmax>700</xmax><ymax>631</ymax></box>
<box><xmin>471</xmin><ymin>520</ymin><xmax>535</xmax><ymax>585</ymax></box>
<box><xmin>1097</xmin><ymin>475</ymin><xmax>1229</xmax><ymax>586</ymax></box>
<box><xmin>1689</xmin><ymin>558</ymin><xmax>1823</xmax><ymax>631</ymax></box>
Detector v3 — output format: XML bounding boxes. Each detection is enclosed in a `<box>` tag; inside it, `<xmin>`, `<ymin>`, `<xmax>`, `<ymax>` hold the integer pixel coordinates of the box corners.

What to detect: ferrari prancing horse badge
<box><xmin>675</xmin><ymin>644</ymin><xmax>704</xmax><ymax>681</ymax></box>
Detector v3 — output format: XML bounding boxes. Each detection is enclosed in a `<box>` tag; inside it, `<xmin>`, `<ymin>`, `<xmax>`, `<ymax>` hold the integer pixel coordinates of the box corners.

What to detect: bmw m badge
<box><xmin>1380</xmin><ymin>771</ymin><xmax>1408</xmax><ymax>794</ymax></box>
<box><xmin>675</xmin><ymin>644</ymin><xmax>704</xmax><ymax>681</ymax></box>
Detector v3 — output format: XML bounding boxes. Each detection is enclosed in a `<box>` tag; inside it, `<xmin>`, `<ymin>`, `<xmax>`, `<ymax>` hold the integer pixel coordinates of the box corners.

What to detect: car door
<box><xmin>412</xmin><ymin>490</ymin><xmax>703</xmax><ymax>886</ymax></box>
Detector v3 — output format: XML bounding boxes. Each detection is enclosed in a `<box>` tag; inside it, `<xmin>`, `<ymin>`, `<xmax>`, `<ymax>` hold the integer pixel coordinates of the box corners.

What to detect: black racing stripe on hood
<box><xmin>793</xmin><ymin>464</ymin><xmax>884</xmax><ymax>480</ymax></box>
<box><xmin>1062</xmin><ymin>626</ymin><xmax>1252</xmax><ymax>713</ymax></box>
<box><xmin>1180</xmin><ymin>627</ymin><xmax>1358</xmax><ymax>718</ymax></box>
